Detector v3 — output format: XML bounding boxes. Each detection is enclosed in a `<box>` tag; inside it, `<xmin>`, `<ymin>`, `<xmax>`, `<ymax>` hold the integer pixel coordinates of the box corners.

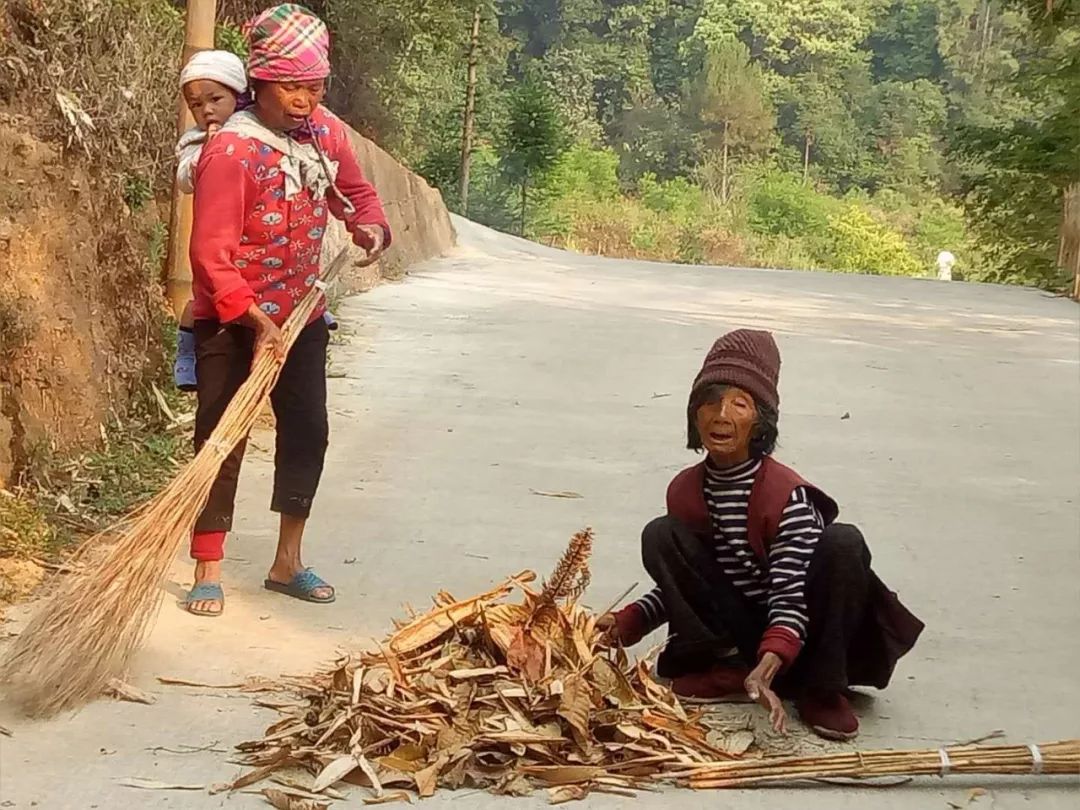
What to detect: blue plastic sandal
<box><xmin>185</xmin><ymin>582</ymin><xmax>224</xmax><ymax>616</ymax></box>
<box><xmin>264</xmin><ymin>568</ymin><xmax>336</xmax><ymax>604</ymax></box>
<box><xmin>174</xmin><ymin>329</ymin><xmax>197</xmax><ymax>392</ymax></box>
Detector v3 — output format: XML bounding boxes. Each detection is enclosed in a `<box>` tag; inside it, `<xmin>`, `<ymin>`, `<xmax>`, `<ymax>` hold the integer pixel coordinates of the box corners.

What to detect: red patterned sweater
<box><xmin>189</xmin><ymin>105</ymin><xmax>390</xmax><ymax>326</ymax></box>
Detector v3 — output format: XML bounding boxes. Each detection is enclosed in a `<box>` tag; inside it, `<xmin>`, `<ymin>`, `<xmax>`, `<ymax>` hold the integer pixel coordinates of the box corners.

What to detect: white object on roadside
<box><xmin>936</xmin><ymin>250</ymin><xmax>955</xmax><ymax>281</ymax></box>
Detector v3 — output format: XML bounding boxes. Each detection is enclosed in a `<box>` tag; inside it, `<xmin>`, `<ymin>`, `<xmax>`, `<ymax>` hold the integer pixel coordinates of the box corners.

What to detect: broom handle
<box><xmin>282</xmin><ymin>246</ymin><xmax>351</xmax><ymax>340</ymax></box>
<box><xmin>197</xmin><ymin>245</ymin><xmax>353</xmax><ymax>464</ymax></box>
<box><xmin>598</xmin><ymin>582</ymin><xmax>639</xmax><ymax>618</ymax></box>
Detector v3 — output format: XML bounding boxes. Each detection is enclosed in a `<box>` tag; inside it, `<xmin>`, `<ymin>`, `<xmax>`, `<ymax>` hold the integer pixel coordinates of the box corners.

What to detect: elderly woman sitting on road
<box><xmin>599</xmin><ymin>329</ymin><xmax>924</xmax><ymax>740</ymax></box>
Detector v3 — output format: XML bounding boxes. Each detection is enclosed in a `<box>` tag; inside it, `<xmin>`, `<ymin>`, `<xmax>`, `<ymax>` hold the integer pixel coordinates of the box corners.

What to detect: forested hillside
<box><xmin>293</xmin><ymin>0</ymin><xmax>1077</xmax><ymax>288</ymax></box>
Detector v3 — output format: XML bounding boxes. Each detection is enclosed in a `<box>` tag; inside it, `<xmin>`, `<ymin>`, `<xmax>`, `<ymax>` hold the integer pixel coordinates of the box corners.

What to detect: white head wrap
<box><xmin>179</xmin><ymin>50</ymin><xmax>248</xmax><ymax>94</ymax></box>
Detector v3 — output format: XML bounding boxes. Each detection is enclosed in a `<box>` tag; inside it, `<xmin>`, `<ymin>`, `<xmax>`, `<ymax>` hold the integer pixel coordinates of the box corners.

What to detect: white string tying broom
<box><xmin>0</xmin><ymin>250</ymin><xmax>350</xmax><ymax>716</ymax></box>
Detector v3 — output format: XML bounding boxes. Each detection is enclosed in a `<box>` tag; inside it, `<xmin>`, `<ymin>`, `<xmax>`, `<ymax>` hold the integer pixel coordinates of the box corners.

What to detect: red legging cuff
<box><xmin>191</xmin><ymin>530</ymin><xmax>227</xmax><ymax>562</ymax></box>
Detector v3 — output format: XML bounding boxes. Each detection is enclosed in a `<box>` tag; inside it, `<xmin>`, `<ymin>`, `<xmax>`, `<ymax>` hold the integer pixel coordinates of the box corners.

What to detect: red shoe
<box><xmin>797</xmin><ymin>691</ymin><xmax>859</xmax><ymax>741</ymax></box>
<box><xmin>672</xmin><ymin>664</ymin><xmax>751</xmax><ymax>704</ymax></box>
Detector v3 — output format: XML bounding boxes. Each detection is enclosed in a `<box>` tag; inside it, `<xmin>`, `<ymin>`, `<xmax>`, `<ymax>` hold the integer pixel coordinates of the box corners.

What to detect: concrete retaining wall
<box><xmin>321</xmin><ymin>127</ymin><xmax>457</xmax><ymax>294</ymax></box>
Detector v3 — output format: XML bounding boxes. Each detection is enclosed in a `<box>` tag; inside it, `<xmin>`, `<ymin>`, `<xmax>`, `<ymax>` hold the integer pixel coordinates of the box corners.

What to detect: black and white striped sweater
<box><xmin>632</xmin><ymin>457</ymin><xmax>824</xmax><ymax>650</ymax></box>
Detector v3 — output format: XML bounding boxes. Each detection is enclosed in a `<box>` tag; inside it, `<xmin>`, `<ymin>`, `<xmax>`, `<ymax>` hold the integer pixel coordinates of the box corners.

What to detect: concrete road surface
<box><xmin>2</xmin><ymin>218</ymin><xmax>1078</xmax><ymax>808</ymax></box>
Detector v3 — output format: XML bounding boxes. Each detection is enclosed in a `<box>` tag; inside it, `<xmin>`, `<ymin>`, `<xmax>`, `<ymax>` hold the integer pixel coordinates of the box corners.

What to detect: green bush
<box><xmin>821</xmin><ymin>206</ymin><xmax>923</xmax><ymax>276</ymax></box>
<box><xmin>543</xmin><ymin>144</ymin><xmax>621</xmax><ymax>203</ymax></box>
<box><xmin>638</xmin><ymin>173</ymin><xmax>706</xmax><ymax>222</ymax></box>
<box><xmin>747</xmin><ymin>170</ymin><xmax>838</xmax><ymax>238</ymax></box>
<box><xmin>463</xmin><ymin>144</ymin><xmax>519</xmax><ymax>235</ymax></box>
<box><xmin>216</xmin><ymin>21</ymin><xmax>248</xmax><ymax>58</ymax></box>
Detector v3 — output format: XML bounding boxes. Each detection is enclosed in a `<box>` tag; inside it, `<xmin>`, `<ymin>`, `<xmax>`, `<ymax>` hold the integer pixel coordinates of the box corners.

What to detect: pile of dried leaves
<box><xmin>231</xmin><ymin>530</ymin><xmax>752</xmax><ymax>806</ymax></box>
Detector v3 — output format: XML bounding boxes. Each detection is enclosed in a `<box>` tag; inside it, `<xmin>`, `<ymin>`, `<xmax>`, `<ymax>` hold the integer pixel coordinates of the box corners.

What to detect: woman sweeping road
<box><xmin>185</xmin><ymin>3</ymin><xmax>391</xmax><ymax>616</ymax></box>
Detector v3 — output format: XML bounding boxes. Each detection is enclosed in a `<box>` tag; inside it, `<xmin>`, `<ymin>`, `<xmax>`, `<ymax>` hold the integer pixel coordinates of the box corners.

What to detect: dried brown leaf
<box><xmin>494</xmin><ymin>773</ymin><xmax>535</xmax><ymax>797</ymax></box>
<box><xmin>363</xmin><ymin>667</ymin><xmax>392</xmax><ymax>694</ymax></box>
<box><xmin>312</xmin><ymin>755</ymin><xmax>359</xmax><ymax>793</ymax></box>
<box><xmin>557</xmin><ymin>675</ymin><xmax>592</xmax><ymax>742</ymax></box>
<box><xmin>363</xmin><ymin>791</ymin><xmax>413</xmax><ymax>805</ymax></box>
<box><xmin>228</xmin><ymin>750</ymin><xmax>295</xmax><ymax>791</ymax></box>
<box><xmin>120</xmin><ymin>778</ymin><xmax>204</xmax><ymax>791</ymax></box>
<box><xmin>269</xmin><ymin>776</ymin><xmax>347</xmax><ymax>801</ymax></box>
<box><xmin>357</xmin><ymin>755</ymin><xmax>383</xmax><ymax>798</ymax></box>
<box><xmin>521</xmin><ymin>766</ymin><xmax>605</xmax><ymax>786</ymax></box>
<box><xmin>261</xmin><ymin>788</ymin><xmax>329</xmax><ymax>810</ymax></box>
<box><xmin>229</xmin><ymin>541</ymin><xmax>754</xmax><ymax>802</ymax></box>
<box><xmin>412</xmin><ymin>759</ymin><xmax>442</xmax><ymax>799</ymax></box>
<box><xmin>351</xmin><ymin>666</ymin><xmax>365</xmax><ymax>705</ymax></box>
<box><xmin>548</xmin><ymin>784</ymin><xmax>591</xmax><ymax>804</ymax></box>
<box><xmin>479</xmin><ymin>729</ymin><xmax>567</xmax><ymax>744</ymax></box>
<box><xmin>448</xmin><ymin>667</ymin><xmax>509</xmax><ymax>680</ymax></box>
<box><xmin>156</xmin><ymin>676</ymin><xmax>244</xmax><ymax>689</ymax></box>
<box><xmin>589</xmin><ymin>658</ymin><xmax>636</xmax><ymax>707</ymax></box>
<box><xmin>507</xmin><ymin>627</ymin><xmax>545</xmax><ymax>682</ymax></box>
<box><xmin>106</xmin><ymin>678</ymin><xmax>156</xmax><ymax>705</ymax></box>
<box><xmin>377</xmin><ymin>744</ymin><xmax>429</xmax><ymax>774</ymax></box>
<box><xmin>382</xmin><ymin>647</ymin><xmax>405</xmax><ymax>687</ymax></box>
<box><xmin>570</xmin><ymin>621</ymin><xmax>594</xmax><ymax>665</ymax></box>
<box><xmin>389</xmin><ymin>573</ymin><xmax>534</xmax><ymax>654</ymax></box>
<box><xmin>724</xmin><ymin>730</ymin><xmax>756</xmax><ymax>756</ymax></box>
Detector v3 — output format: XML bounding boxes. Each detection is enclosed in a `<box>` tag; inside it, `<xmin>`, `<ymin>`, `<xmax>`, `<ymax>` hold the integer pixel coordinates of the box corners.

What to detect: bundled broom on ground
<box><xmin>684</xmin><ymin>739</ymin><xmax>1080</xmax><ymax>788</ymax></box>
<box><xmin>0</xmin><ymin>252</ymin><xmax>350</xmax><ymax>716</ymax></box>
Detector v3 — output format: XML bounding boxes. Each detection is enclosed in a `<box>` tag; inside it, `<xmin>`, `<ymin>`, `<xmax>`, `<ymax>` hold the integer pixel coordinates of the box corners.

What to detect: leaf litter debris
<box><xmin>230</xmin><ymin>529</ymin><xmax>751</xmax><ymax>802</ymax></box>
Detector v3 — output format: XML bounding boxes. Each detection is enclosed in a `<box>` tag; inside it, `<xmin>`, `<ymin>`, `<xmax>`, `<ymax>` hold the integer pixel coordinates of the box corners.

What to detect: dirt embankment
<box><xmin>0</xmin><ymin>114</ymin><xmax>168</xmax><ymax>485</ymax></box>
<box><xmin>0</xmin><ymin>114</ymin><xmax>456</xmax><ymax>487</ymax></box>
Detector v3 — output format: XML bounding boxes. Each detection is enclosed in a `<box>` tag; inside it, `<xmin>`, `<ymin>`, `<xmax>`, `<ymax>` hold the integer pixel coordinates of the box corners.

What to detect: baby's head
<box><xmin>180</xmin><ymin>50</ymin><xmax>248</xmax><ymax>131</ymax></box>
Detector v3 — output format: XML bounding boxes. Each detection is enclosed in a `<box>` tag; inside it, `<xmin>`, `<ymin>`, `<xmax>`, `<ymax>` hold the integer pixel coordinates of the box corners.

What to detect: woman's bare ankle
<box><xmin>194</xmin><ymin>559</ymin><xmax>223</xmax><ymax>583</ymax></box>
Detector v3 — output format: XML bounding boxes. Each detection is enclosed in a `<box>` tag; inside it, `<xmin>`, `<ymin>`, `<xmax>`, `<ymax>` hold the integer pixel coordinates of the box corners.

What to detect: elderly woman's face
<box><xmin>255</xmin><ymin>79</ymin><xmax>326</xmax><ymax>130</ymax></box>
<box><xmin>695</xmin><ymin>385</ymin><xmax>758</xmax><ymax>466</ymax></box>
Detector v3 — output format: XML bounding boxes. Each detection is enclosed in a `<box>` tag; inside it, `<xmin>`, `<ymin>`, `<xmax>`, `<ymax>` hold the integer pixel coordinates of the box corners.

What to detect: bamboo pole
<box><xmin>1058</xmin><ymin>182</ymin><xmax>1079</xmax><ymax>301</ymax></box>
<box><xmin>685</xmin><ymin>739</ymin><xmax>1080</xmax><ymax>789</ymax></box>
<box><xmin>163</xmin><ymin>0</ymin><xmax>218</xmax><ymax>318</ymax></box>
<box><xmin>458</xmin><ymin>4</ymin><xmax>482</xmax><ymax>215</ymax></box>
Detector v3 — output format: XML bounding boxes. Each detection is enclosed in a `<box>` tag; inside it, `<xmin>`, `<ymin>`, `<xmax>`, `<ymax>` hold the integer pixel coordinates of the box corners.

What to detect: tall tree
<box><xmin>687</xmin><ymin>38</ymin><xmax>774</xmax><ymax>201</ymax></box>
<box><xmin>460</xmin><ymin>4</ymin><xmax>484</xmax><ymax>214</ymax></box>
<box><xmin>953</xmin><ymin>0</ymin><xmax>1080</xmax><ymax>289</ymax></box>
<box><xmin>501</xmin><ymin>74</ymin><xmax>568</xmax><ymax>234</ymax></box>
<box><xmin>868</xmin><ymin>0</ymin><xmax>944</xmax><ymax>82</ymax></box>
<box><xmin>866</xmin><ymin>78</ymin><xmax>949</xmax><ymax>193</ymax></box>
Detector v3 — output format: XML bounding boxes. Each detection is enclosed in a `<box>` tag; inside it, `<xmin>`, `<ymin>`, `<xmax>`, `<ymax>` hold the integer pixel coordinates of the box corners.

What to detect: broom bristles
<box><xmin>0</xmin><ymin>255</ymin><xmax>346</xmax><ymax>716</ymax></box>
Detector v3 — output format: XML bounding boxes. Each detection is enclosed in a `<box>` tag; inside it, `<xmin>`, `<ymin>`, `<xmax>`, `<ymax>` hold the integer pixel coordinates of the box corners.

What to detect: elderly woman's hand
<box><xmin>745</xmin><ymin>652</ymin><xmax>788</xmax><ymax>734</ymax></box>
<box><xmin>354</xmin><ymin>224</ymin><xmax>386</xmax><ymax>266</ymax></box>
<box><xmin>241</xmin><ymin>303</ymin><xmax>285</xmax><ymax>367</ymax></box>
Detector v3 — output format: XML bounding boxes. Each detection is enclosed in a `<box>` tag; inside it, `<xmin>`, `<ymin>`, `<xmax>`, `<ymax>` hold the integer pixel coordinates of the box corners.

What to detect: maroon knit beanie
<box><xmin>690</xmin><ymin>329</ymin><xmax>781</xmax><ymax>412</ymax></box>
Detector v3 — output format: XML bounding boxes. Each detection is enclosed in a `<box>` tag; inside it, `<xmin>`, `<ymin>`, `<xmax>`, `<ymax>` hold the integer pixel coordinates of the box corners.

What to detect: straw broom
<box><xmin>685</xmin><ymin>739</ymin><xmax>1080</xmax><ymax>789</ymax></box>
<box><xmin>0</xmin><ymin>251</ymin><xmax>350</xmax><ymax>717</ymax></box>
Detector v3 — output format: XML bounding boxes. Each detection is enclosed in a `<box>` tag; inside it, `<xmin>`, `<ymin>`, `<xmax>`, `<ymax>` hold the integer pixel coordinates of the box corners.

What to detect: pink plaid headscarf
<box><xmin>245</xmin><ymin>3</ymin><xmax>330</xmax><ymax>83</ymax></box>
